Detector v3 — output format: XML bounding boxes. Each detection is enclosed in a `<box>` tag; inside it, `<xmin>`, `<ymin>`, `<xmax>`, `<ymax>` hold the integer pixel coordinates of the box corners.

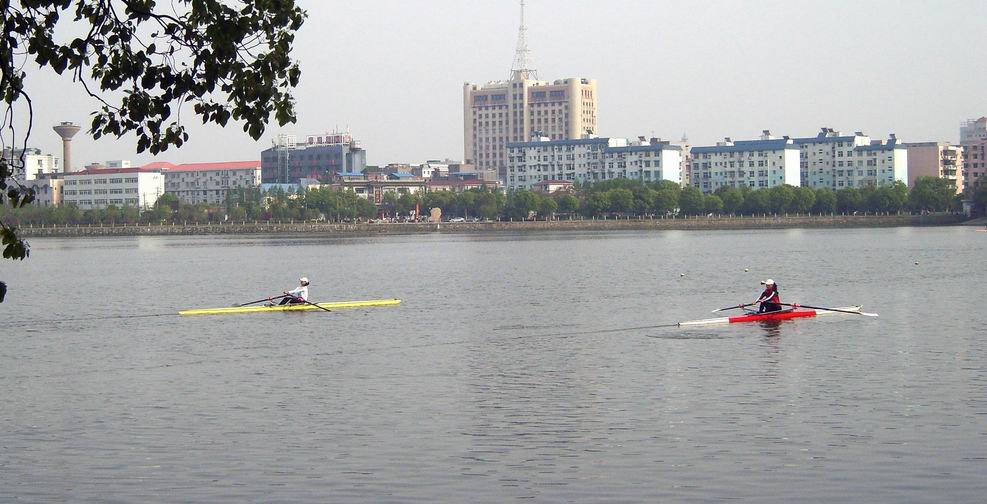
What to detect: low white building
<box><xmin>161</xmin><ymin>161</ymin><xmax>262</xmax><ymax>204</ymax></box>
<box><xmin>690</xmin><ymin>136</ymin><xmax>801</xmax><ymax>193</ymax></box>
<box><xmin>414</xmin><ymin>160</ymin><xmax>452</xmax><ymax>179</ymax></box>
<box><xmin>794</xmin><ymin>128</ymin><xmax>907</xmax><ymax>189</ymax></box>
<box><xmin>506</xmin><ymin>136</ymin><xmax>682</xmax><ymax>190</ymax></box>
<box><xmin>62</xmin><ymin>167</ymin><xmax>164</xmax><ymax>209</ymax></box>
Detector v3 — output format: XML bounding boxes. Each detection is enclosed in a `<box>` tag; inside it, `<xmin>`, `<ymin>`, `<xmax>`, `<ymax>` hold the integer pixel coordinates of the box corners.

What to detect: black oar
<box><xmin>779</xmin><ymin>303</ymin><xmax>878</xmax><ymax>317</ymax></box>
<box><xmin>234</xmin><ymin>294</ymin><xmax>288</xmax><ymax>307</ymax></box>
<box><xmin>289</xmin><ymin>296</ymin><xmax>333</xmax><ymax>314</ymax></box>
<box><xmin>711</xmin><ymin>303</ymin><xmax>752</xmax><ymax>313</ymax></box>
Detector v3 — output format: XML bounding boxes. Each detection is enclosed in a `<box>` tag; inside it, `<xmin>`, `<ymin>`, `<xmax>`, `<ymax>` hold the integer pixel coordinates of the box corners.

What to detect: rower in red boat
<box><xmin>753</xmin><ymin>279</ymin><xmax>782</xmax><ymax>313</ymax></box>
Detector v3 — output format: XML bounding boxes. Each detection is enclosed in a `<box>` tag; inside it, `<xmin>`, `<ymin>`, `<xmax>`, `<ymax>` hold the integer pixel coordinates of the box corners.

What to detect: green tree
<box><xmin>743</xmin><ymin>190</ymin><xmax>770</xmax><ymax>215</ymax></box>
<box><xmin>973</xmin><ymin>183</ymin><xmax>987</xmax><ymax>215</ymax></box>
<box><xmin>812</xmin><ymin>188</ymin><xmax>837</xmax><ymax>214</ymax></box>
<box><xmin>607</xmin><ymin>188</ymin><xmax>635</xmax><ymax>215</ymax></box>
<box><xmin>908</xmin><ymin>177</ymin><xmax>956</xmax><ymax>212</ymax></box>
<box><xmin>836</xmin><ymin>188</ymin><xmax>862</xmax><ymax>213</ymax></box>
<box><xmin>1</xmin><ymin>1</ymin><xmax>306</xmax><ymax>260</ymax></box>
<box><xmin>380</xmin><ymin>192</ymin><xmax>398</xmax><ymax>218</ymax></box>
<box><xmin>396</xmin><ymin>193</ymin><xmax>422</xmax><ymax>217</ymax></box>
<box><xmin>678</xmin><ymin>187</ymin><xmax>705</xmax><ymax>216</ymax></box>
<box><xmin>582</xmin><ymin>191</ymin><xmax>610</xmax><ymax>217</ymax></box>
<box><xmin>792</xmin><ymin>187</ymin><xmax>816</xmax><ymax>214</ymax></box>
<box><xmin>156</xmin><ymin>193</ymin><xmax>180</xmax><ymax>211</ymax></box>
<box><xmin>767</xmin><ymin>185</ymin><xmax>796</xmax><ymax>214</ymax></box>
<box><xmin>704</xmin><ymin>194</ymin><xmax>724</xmax><ymax>215</ymax></box>
<box><xmin>508</xmin><ymin>190</ymin><xmax>542</xmax><ymax>220</ymax></box>
<box><xmin>104</xmin><ymin>205</ymin><xmax>120</xmax><ymax>225</ymax></box>
<box><xmin>539</xmin><ymin>196</ymin><xmax>558</xmax><ymax>219</ymax></box>
<box><xmin>557</xmin><ymin>194</ymin><xmax>580</xmax><ymax>215</ymax></box>
<box><xmin>652</xmin><ymin>180</ymin><xmax>681</xmax><ymax>216</ymax></box>
<box><xmin>476</xmin><ymin>191</ymin><xmax>504</xmax><ymax>220</ymax></box>
<box><xmin>457</xmin><ymin>191</ymin><xmax>477</xmax><ymax>218</ymax></box>
<box><xmin>718</xmin><ymin>187</ymin><xmax>745</xmax><ymax>215</ymax></box>
<box><xmin>229</xmin><ymin>206</ymin><xmax>247</xmax><ymax>221</ymax></box>
<box><xmin>634</xmin><ymin>188</ymin><xmax>657</xmax><ymax>215</ymax></box>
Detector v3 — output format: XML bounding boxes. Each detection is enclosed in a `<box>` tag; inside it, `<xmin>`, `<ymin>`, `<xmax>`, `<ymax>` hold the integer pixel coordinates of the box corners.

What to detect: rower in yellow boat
<box><xmin>274</xmin><ymin>277</ymin><xmax>309</xmax><ymax>305</ymax></box>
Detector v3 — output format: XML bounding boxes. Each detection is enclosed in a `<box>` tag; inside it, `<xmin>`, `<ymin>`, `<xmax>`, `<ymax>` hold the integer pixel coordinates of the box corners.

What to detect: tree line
<box><xmin>0</xmin><ymin>176</ymin><xmax>973</xmax><ymax>227</ymax></box>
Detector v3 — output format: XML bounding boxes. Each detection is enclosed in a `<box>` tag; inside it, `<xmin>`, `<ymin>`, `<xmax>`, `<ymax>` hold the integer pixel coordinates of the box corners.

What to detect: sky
<box><xmin>15</xmin><ymin>0</ymin><xmax>987</xmax><ymax>168</ymax></box>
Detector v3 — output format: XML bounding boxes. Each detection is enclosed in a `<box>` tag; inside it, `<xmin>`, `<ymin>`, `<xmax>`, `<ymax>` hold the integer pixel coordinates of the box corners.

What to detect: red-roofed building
<box><xmin>158</xmin><ymin>160</ymin><xmax>262</xmax><ymax>204</ymax></box>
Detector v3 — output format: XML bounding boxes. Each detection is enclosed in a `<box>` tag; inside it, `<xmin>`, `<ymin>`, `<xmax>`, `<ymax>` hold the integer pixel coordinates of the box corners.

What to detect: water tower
<box><xmin>53</xmin><ymin>122</ymin><xmax>81</xmax><ymax>173</ymax></box>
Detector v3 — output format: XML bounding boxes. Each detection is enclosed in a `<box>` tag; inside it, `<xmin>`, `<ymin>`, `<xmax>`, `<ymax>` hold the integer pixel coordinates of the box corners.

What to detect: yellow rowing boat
<box><xmin>179</xmin><ymin>298</ymin><xmax>401</xmax><ymax>316</ymax></box>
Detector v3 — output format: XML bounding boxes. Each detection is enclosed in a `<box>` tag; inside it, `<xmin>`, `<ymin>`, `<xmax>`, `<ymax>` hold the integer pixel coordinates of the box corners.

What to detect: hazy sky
<box><xmin>16</xmin><ymin>0</ymin><xmax>987</xmax><ymax>168</ymax></box>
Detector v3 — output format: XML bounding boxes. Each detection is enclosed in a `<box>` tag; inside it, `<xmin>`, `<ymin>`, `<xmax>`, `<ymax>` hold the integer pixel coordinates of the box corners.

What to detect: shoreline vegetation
<box><xmin>4</xmin><ymin>177</ymin><xmax>979</xmax><ymax>241</ymax></box>
<box><xmin>16</xmin><ymin>213</ymin><xmax>964</xmax><ymax>237</ymax></box>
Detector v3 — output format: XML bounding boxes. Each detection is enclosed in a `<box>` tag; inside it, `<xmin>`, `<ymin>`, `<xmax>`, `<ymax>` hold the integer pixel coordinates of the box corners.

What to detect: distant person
<box><xmin>754</xmin><ymin>279</ymin><xmax>782</xmax><ymax>313</ymax></box>
<box><xmin>279</xmin><ymin>277</ymin><xmax>310</xmax><ymax>305</ymax></box>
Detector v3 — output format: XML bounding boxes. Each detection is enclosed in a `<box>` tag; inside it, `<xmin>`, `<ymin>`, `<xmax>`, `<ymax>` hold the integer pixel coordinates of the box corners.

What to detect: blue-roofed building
<box><xmin>793</xmin><ymin>127</ymin><xmax>873</xmax><ymax>189</ymax></box>
<box><xmin>505</xmin><ymin>135</ymin><xmax>683</xmax><ymax>190</ymax></box>
<box><xmin>690</xmin><ymin>133</ymin><xmax>801</xmax><ymax>193</ymax></box>
<box><xmin>790</xmin><ymin>127</ymin><xmax>908</xmax><ymax>189</ymax></box>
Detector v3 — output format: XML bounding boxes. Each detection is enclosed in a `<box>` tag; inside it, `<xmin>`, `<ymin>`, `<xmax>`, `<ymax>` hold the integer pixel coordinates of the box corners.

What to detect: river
<box><xmin>1</xmin><ymin>227</ymin><xmax>985</xmax><ymax>502</ymax></box>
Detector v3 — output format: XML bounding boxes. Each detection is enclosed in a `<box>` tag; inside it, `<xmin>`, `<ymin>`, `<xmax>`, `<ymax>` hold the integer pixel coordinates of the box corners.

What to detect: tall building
<box><xmin>690</xmin><ymin>135</ymin><xmax>801</xmax><ymax>193</ymax></box>
<box><xmin>463</xmin><ymin>1</ymin><xmax>598</xmax><ymax>182</ymax></box>
<box><xmin>260</xmin><ymin>130</ymin><xmax>366</xmax><ymax>184</ymax></box>
<box><xmin>903</xmin><ymin>142</ymin><xmax>964</xmax><ymax>193</ymax></box>
<box><xmin>960</xmin><ymin>117</ymin><xmax>987</xmax><ymax>191</ymax></box>
<box><xmin>506</xmin><ymin>136</ymin><xmax>681</xmax><ymax>191</ymax></box>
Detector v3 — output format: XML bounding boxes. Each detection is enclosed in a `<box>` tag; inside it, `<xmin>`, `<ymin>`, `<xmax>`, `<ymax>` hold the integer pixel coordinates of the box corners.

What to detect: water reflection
<box><xmin>757</xmin><ymin>320</ymin><xmax>784</xmax><ymax>337</ymax></box>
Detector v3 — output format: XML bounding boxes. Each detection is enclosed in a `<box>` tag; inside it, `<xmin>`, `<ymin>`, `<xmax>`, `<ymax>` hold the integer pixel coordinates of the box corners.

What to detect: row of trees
<box><xmin>0</xmin><ymin>177</ymin><xmax>975</xmax><ymax>228</ymax></box>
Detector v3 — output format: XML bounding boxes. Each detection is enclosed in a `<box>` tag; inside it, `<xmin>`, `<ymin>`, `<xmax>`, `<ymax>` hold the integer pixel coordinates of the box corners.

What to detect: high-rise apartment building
<box><xmin>960</xmin><ymin>117</ymin><xmax>986</xmax><ymax>191</ymax></box>
<box><xmin>463</xmin><ymin>1</ymin><xmax>598</xmax><ymax>182</ymax></box>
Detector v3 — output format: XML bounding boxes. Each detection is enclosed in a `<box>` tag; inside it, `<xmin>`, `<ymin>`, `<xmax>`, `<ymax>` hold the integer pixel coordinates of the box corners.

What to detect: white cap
<box><xmin>761</xmin><ymin>279</ymin><xmax>775</xmax><ymax>285</ymax></box>
<box><xmin>300</xmin><ymin>277</ymin><xmax>309</xmax><ymax>284</ymax></box>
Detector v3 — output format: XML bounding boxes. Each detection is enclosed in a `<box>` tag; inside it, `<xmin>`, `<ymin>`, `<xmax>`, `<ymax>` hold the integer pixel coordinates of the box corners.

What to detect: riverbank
<box><xmin>15</xmin><ymin>213</ymin><xmax>964</xmax><ymax>237</ymax></box>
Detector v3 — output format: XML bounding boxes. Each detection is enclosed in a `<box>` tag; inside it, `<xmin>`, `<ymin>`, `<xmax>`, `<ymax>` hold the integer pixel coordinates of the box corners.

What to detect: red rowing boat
<box><xmin>679</xmin><ymin>306</ymin><xmax>865</xmax><ymax>326</ymax></box>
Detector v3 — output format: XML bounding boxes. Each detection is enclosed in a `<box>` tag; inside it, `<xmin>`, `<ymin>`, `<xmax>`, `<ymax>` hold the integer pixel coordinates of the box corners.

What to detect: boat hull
<box><xmin>179</xmin><ymin>298</ymin><xmax>401</xmax><ymax>316</ymax></box>
<box><xmin>679</xmin><ymin>306</ymin><xmax>862</xmax><ymax>326</ymax></box>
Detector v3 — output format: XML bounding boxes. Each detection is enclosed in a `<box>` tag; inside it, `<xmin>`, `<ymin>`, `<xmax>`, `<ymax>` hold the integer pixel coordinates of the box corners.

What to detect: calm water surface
<box><xmin>1</xmin><ymin>227</ymin><xmax>985</xmax><ymax>502</ymax></box>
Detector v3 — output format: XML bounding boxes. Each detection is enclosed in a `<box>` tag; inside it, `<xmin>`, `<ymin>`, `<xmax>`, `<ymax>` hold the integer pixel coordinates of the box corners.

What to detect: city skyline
<box><xmin>12</xmin><ymin>0</ymin><xmax>987</xmax><ymax>167</ymax></box>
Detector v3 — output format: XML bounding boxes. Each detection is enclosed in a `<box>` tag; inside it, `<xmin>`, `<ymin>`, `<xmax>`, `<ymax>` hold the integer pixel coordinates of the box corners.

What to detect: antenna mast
<box><xmin>510</xmin><ymin>0</ymin><xmax>537</xmax><ymax>80</ymax></box>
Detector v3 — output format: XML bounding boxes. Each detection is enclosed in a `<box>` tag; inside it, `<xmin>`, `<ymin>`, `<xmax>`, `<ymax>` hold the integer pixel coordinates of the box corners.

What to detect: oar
<box><xmin>291</xmin><ymin>296</ymin><xmax>333</xmax><ymax>314</ymax></box>
<box><xmin>779</xmin><ymin>303</ymin><xmax>878</xmax><ymax>317</ymax></box>
<box><xmin>711</xmin><ymin>303</ymin><xmax>752</xmax><ymax>313</ymax></box>
<box><xmin>233</xmin><ymin>294</ymin><xmax>288</xmax><ymax>307</ymax></box>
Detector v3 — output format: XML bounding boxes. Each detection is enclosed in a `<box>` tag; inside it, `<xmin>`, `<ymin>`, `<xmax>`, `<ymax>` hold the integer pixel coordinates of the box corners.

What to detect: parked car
<box><xmin>448</xmin><ymin>217</ymin><xmax>466</xmax><ymax>223</ymax></box>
